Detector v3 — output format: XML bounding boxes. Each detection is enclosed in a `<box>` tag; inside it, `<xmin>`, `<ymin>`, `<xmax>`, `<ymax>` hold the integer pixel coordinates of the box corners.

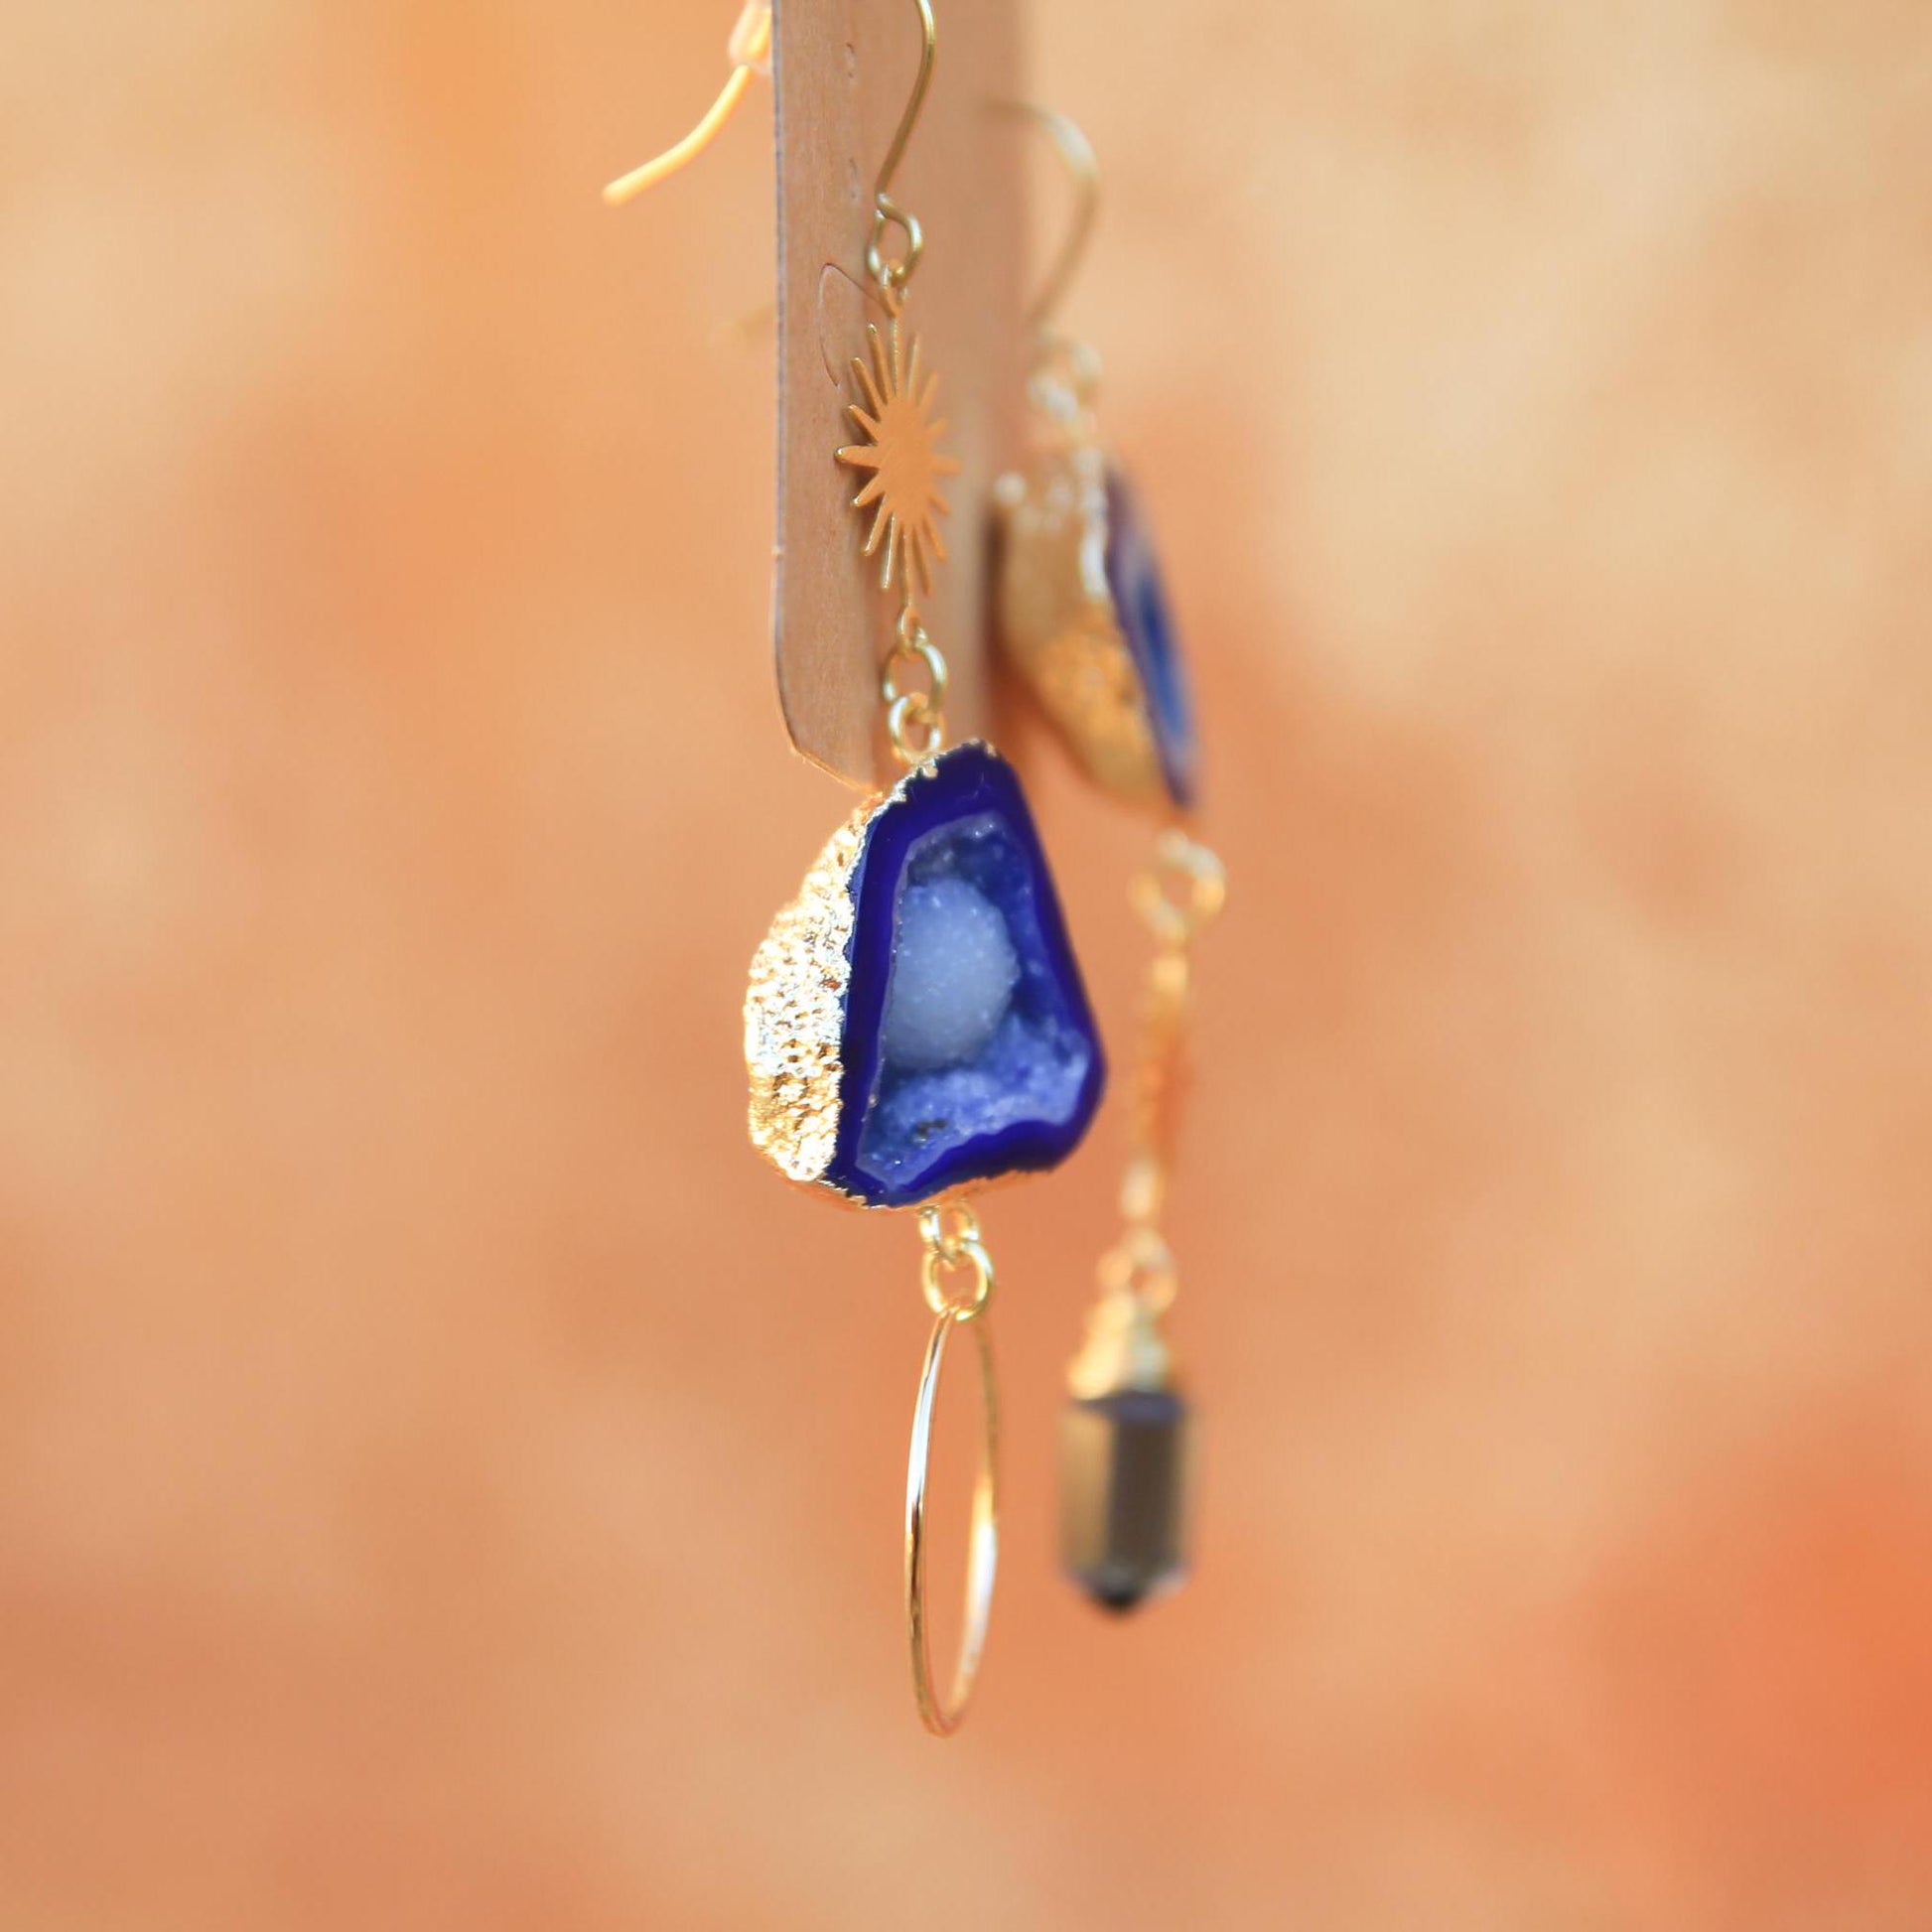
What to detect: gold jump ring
<box><xmin>917</xmin><ymin>1199</ymin><xmax>979</xmax><ymax>1261</ymax></box>
<box><xmin>904</xmin><ymin>1305</ymin><xmax>999</xmax><ymax>1736</ymax></box>
<box><xmin>1132</xmin><ymin>831</ymin><xmax>1227</xmax><ymax>948</ymax></box>
<box><xmin>887</xmin><ymin>692</ymin><xmax>944</xmax><ymax>764</ymax></box>
<box><xmin>919</xmin><ymin>1235</ymin><xmax>995</xmax><ymax>1319</ymax></box>
<box><xmin>868</xmin><ymin>194</ymin><xmax>925</xmax><ymax>299</ymax></box>
<box><xmin>881</xmin><ymin>630</ymin><xmax>949</xmax><ymax>714</ymax></box>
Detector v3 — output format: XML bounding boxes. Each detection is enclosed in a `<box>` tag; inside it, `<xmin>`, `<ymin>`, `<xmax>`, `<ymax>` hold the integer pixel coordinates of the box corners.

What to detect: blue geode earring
<box><xmin>748</xmin><ymin>738</ymin><xmax>1104</xmax><ymax>1210</ymax></box>
<box><xmin>739</xmin><ymin>9</ymin><xmax>1104</xmax><ymax>1737</ymax></box>
<box><xmin>992</xmin><ymin>107</ymin><xmax>1226</xmax><ymax>1614</ymax></box>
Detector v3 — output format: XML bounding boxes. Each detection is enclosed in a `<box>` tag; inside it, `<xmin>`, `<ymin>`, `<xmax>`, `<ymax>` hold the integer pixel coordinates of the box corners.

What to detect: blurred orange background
<box><xmin>6</xmin><ymin>3</ymin><xmax>1932</xmax><ymax>1926</ymax></box>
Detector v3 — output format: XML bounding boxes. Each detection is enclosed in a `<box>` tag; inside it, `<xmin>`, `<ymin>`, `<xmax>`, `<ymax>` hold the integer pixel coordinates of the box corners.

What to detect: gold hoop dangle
<box><xmin>904</xmin><ymin>1203</ymin><xmax>999</xmax><ymax>1734</ymax></box>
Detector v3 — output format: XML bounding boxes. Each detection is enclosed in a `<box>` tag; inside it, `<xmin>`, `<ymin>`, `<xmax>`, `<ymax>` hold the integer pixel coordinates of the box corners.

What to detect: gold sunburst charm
<box><xmin>836</xmin><ymin>320</ymin><xmax>961</xmax><ymax>597</ymax></box>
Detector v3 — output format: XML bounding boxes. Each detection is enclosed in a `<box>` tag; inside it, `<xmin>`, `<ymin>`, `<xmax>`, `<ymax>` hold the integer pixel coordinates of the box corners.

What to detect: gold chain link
<box><xmin>1099</xmin><ymin>831</ymin><xmax>1225</xmax><ymax>1312</ymax></box>
<box><xmin>884</xmin><ymin>604</ymin><xmax>949</xmax><ymax>765</ymax></box>
<box><xmin>916</xmin><ymin>1200</ymin><xmax>994</xmax><ymax>1320</ymax></box>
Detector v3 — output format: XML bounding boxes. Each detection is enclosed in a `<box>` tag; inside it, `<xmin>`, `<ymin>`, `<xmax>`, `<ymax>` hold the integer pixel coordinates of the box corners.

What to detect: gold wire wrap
<box><xmin>905</xmin><ymin>1203</ymin><xmax>999</xmax><ymax>1735</ymax></box>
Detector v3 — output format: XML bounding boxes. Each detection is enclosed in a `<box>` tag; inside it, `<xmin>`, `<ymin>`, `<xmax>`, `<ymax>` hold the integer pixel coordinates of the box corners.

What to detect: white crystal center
<box><xmin>879</xmin><ymin>877</ymin><xmax>1022</xmax><ymax>1073</ymax></box>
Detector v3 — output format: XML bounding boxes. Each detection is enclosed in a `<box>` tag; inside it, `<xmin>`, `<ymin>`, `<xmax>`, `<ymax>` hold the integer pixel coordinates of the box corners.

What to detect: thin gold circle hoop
<box><xmin>903</xmin><ymin>1305</ymin><xmax>999</xmax><ymax>1736</ymax></box>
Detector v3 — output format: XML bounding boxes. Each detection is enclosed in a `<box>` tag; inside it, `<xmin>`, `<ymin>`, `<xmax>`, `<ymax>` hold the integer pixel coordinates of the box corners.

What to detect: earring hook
<box><xmin>989</xmin><ymin>102</ymin><xmax>1100</xmax><ymax>334</ymax></box>
<box><xmin>865</xmin><ymin>0</ymin><xmax>938</xmax><ymax>302</ymax></box>
<box><xmin>604</xmin><ymin>0</ymin><xmax>937</xmax><ymax>303</ymax></box>
<box><xmin>603</xmin><ymin>2</ymin><xmax>772</xmax><ymax>207</ymax></box>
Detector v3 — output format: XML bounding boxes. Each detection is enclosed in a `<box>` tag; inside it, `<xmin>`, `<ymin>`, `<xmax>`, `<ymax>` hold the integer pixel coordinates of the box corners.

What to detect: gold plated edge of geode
<box><xmin>745</xmin><ymin>812</ymin><xmax>867</xmax><ymax>1192</ymax></box>
<box><xmin>744</xmin><ymin>752</ymin><xmax>970</xmax><ymax>1202</ymax></box>
<box><xmin>994</xmin><ymin>443</ymin><xmax>1165</xmax><ymax>809</ymax></box>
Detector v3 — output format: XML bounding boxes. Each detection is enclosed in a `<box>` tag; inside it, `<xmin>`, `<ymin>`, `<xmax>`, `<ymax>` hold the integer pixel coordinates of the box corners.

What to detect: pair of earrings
<box><xmin>611</xmin><ymin>2</ymin><xmax>1222</xmax><ymax>1736</ymax></box>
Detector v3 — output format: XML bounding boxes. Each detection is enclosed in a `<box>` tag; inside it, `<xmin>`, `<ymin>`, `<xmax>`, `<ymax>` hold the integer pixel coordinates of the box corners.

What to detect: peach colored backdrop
<box><xmin>5</xmin><ymin>4</ymin><xmax>1932</xmax><ymax>1927</ymax></box>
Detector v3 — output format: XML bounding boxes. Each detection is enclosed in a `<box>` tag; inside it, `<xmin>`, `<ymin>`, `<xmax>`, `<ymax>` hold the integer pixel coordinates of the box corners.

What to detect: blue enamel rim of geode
<box><xmin>825</xmin><ymin>742</ymin><xmax>1106</xmax><ymax>1208</ymax></box>
<box><xmin>1102</xmin><ymin>466</ymin><xmax>1200</xmax><ymax>810</ymax></box>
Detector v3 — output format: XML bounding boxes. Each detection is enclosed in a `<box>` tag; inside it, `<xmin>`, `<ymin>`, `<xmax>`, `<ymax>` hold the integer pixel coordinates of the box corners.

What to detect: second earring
<box><xmin>993</xmin><ymin>106</ymin><xmax>1226</xmax><ymax>1615</ymax></box>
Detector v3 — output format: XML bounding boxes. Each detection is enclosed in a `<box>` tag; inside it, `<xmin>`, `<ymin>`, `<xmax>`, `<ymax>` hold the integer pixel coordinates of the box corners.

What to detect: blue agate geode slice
<box><xmin>991</xmin><ymin>445</ymin><xmax>1200</xmax><ymax>814</ymax></box>
<box><xmin>1101</xmin><ymin>468</ymin><xmax>1198</xmax><ymax>810</ymax></box>
<box><xmin>745</xmin><ymin>741</ymin><xmax>1106</xmax><ymax>1209</ymax></box>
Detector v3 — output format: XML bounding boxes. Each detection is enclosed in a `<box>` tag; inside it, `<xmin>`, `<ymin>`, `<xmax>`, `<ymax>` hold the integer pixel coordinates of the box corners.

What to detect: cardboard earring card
<box><xmin>769</xmin><ymin>0</ymin><xmax>1025</xmax><ymax>790</ymax></box>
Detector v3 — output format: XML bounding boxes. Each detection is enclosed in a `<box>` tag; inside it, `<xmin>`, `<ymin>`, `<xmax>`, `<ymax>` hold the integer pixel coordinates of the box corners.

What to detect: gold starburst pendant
<box><xmin>836</xmin><ymin>320</ymin><xmax>961</xmax><ymax>598</ymax></box>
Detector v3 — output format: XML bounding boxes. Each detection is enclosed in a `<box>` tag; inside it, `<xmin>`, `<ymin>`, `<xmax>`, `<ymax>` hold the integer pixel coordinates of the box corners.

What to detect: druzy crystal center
<box><xmin>879</xmin><ymin>877</ymin><xmax>1021</xmax><ymax>1073</ymax></box>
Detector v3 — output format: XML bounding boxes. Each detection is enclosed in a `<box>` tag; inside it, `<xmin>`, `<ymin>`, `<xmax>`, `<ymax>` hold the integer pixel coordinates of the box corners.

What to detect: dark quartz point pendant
<box><xmin>1060</xmin><ymin>1385</ymin><xmax>1193</xmax><ymax>1612</ymax></box>
<box><xmin>826</xmin><ymin>742</ymin><xmax>1106</xmax><ymax>1208</ymax></box>
<box><xmin>1102</xmin><ymin>468</ymin><xmax>1200</xmax><ymax>810</ymax></box>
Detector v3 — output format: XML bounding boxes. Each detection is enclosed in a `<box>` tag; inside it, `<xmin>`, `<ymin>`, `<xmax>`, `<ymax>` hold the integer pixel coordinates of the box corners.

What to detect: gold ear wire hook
<box><xmin>865</xmin><ymin>0</ymin><xmax>938</xmax><ymax>300</ymax></box>
<box><xmin>989</xmin><ymin>103</ymin><xmax>1100</xmax><ymax>334</ymax></box>
<box><xmin>603</xmin><ymin>2</ymin><xmax>772</xmax><ymax>207</ymax></box>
